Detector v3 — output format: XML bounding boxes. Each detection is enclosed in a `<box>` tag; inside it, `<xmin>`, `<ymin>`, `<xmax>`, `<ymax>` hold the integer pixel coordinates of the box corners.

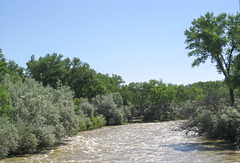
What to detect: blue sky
<box><xmin>0</xmin><ymin>0</ymin><xmax>239</xmax><ymax>85</ymax></box>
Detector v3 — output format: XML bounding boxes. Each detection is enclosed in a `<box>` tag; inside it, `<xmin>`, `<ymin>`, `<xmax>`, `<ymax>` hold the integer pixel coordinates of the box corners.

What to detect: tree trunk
<box><xmin>229</xmin><ymin>88</ymin><xmax>234</xmax><ymax>106</ymax></box>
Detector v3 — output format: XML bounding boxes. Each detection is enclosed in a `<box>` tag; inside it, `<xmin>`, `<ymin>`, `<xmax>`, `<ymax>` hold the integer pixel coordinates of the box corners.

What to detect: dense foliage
<box><xmin>92</xmin><ymin>93</ymin><xmax>131</xmax><ymax>125</ymax></box>
<box><xmin>26</xmin><ymin>54</ymin><xmax>124</xmax><ymax>99</ymax></box>
<box><xmin>0</xmin><ymin>76</ymin><xmax>79</xmax><ymax>157</ymax></box>
<box><xmin>181</xmin><ymin>81</ymin><xmax>240</xmax><ymax>142</ymax></box>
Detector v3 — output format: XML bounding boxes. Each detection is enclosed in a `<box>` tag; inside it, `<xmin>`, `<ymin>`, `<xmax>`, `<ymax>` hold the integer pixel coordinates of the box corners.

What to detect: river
<box><xmin>2</xmin><ymin>121</ymin><xmax>240</xmax><ymax>162</ymax></box>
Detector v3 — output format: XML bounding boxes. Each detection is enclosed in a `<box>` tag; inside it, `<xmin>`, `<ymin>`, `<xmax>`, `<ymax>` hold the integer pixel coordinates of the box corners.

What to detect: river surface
<box><xmin>2</xmin><ymin>121</ymin><xmax>240</xmax><ymax>162</ymax></box>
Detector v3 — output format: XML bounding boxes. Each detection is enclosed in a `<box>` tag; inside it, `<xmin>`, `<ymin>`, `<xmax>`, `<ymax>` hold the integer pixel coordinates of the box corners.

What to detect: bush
<box><xmin>181</xmin><ymin>91</ymin><xmax>240</xmax><ymax>143</ymax></box>
<box><xmin>198</xmin><ymin>109</ymin><xmax>218</xmax><ymax>139</ymax></box>
<box><xmin>91</xmin><ymin>93</ymin><xmax>130</xmax><ymax>125</ymax></box>
<box><xmin>78</xmin><ymin>115</ymin><xmax>106</xmax><ymax>131</ymax></box>
<box><xmin>14</xmin><ymin>119</ymin><xmax>38</xmax><ymax>154</ymax></box>
<box><xmin>80</xmin><ymin>99</ymin><xmax>95</xmax><ymax>117</ymax></box>
<box><xmin>112</xmin><ymin>92</ymin><xmax>123</xmax><ymax>107</ymax></box>
<box><xmin>90</xmin><ymin>116</ymin><xmax>105</xmax><ymax>129</ymax></box>
<box><xmin>217</xmin><ymin>107</ymin><xmax>240</xmax><ymax>142</ymax></box>
<box><xmin>2</xmin><ymin>77</ymin><xmax>79</xmax><ymax>154</ymax></box>
<box><xmin>0</xmin><ymin>117</ymin><xmax>18</xmax><ymax>159</ymax></box>
<box><xmin>93</xmin><ymin>94</ymin><xmax>122</xmax><ymax>125</ymax></box>
<box><xmin>197</xmin><ymin>106</ymin><xmax>240</xmax><ymax>142</ymax></box>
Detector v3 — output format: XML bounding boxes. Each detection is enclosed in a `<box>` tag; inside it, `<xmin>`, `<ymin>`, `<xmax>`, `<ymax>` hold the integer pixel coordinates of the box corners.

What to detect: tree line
<box><xmin>1</xmin><ymin>11</ymin><xmax>240</xmax><ymax>159</ymax></box>
<box><xmin>26</xmin><ymin>54</ymin><xmax>124</xmax><ymax>99</ymax></box>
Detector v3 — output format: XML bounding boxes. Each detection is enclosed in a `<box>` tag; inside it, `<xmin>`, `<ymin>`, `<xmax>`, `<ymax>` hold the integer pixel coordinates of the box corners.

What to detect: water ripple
<box><xmin>2</xmin><ymin>121</ymin><xmax>240</xmax><ymax>163</ymax></box>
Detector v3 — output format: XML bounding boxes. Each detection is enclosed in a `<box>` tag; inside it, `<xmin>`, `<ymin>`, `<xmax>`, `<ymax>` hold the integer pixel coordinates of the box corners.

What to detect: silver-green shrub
<box><xmin>80</xmin><ymin>99</ymin><xmax>95</xmax><ymax>117</ymax></box>
<box><xmin>74</xmin><ymin>98</ymin><xmax>105</xmax><ymax>131</ymax></box>
<box><xmin>215</xmin><ymin>107</ymin><xmax>240</xmax><ymax>141</ymax></box>
<box><xmin>14</xmin><ymin>119</ymin><xmax>38</xmax><ymax>154</ymax></box>
<box><xmin>182</xmin><ymin>96</ymin><xmax>240</xmax><ymax>142</ymax></box>
<box><xmin>92</xmin><ymin>94</ymin><xmax>122</xmax><ymax>125</ymax></box>
<box><xmin>0</xmin><ymin>117</ymin><xmax>19</xmax><ymax>158</ymax></box>
<box><xmin>2</xmin><ymin>77</ymin><xmax>79</xmax><ymax>152</ymax></box>
<box><xmin>199</xmin><ymin>109</ymin><xmax>218</xmax><ymax>138</ymax></box>
<box><xmin>91</xmin><ymin>93</ymin><xmax>131</xmax><ymax>125</ymax></box>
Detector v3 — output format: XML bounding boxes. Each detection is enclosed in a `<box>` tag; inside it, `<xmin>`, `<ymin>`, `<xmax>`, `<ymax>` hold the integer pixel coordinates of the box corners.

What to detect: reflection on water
<box><xmin>2</xmin><ymin>121</ymin><xmax>240</xmax><ymax>162</ymax></box>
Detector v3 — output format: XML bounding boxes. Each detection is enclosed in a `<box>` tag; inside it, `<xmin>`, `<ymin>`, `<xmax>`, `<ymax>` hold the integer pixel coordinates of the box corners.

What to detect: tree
<box><xmin>0</xmin><ymin>49</ymin><xmax>9</xmax><ymax>81</ymax></box>
<box><xmin>184</xmin><ymin>12</ymin><xmax>240</xmax><ymax>105</ymax></box>
<box><xmin>26</xmin><ymin>53</ymin><xmax>64</xmax><ymax>89</ymax></box>
<box><xmin>7</xmin><ymin>60</ymin><xmax>25</xmax><ymax>80</ymax></box>
<box><xmin>232</xmin><ymin>54</ymin><xmax>240</xmax><ymax>89</ymax></box>
<box><xmin>67</xmin><ymin>57</ymin><xmax>96</xmax><ymax>98</ymax></box>
<box><xmin>128</xmin><ymin>82</ymin><xmax>150</xmax><ymax>116</ymax></box>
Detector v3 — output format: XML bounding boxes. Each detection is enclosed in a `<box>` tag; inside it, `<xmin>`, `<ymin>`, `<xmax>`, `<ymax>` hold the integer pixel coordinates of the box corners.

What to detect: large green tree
<box><xmin>184</xmin><ymin>12</ymin><xmax>240</xmax><ymax>105</ymax></box>
<box><xmin>67</xmin><ymin>57</ymin><xmax>96</xmax><ymax>98</ymax></box>
<box><xmin>26</xmin><ymin>53</ymin><xmax>65</xmax><ymax>89</ymax></box>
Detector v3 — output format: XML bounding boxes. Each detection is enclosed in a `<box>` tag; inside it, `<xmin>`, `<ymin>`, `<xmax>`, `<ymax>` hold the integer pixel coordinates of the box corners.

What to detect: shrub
<box><xmin>14</xmin><ymin>119</ymin><xmax>38</xmax><ymax>154</ymax></box>
<box><xmin>196</xmin><ymin>106</ymin><xmax>240</xmax><ymax>142</ymax></box>
<box><xmin>80</xmin><ymin>99</ymin><xmax>95</xmax><ymax>117</ymax></box>
<box><xmin>217</xmin><ymin>107</ymin><xmax>240</xmax><ymax>142</ymax></box>
<box><xmin>78</xmin><ymin>115</ymin><xmax>105</xmax><ymax>131</ymax></box>
<box><xmin>112</xmin><ymin>92</ymin><xmax>123</xmax><ymax>107</ymax></box>
<box><xmin>90</xmin><ymin>116</ymin><xmax>105</xmax><ymax>129</ymax></box>
<box><xmin>198</xmin><ymin>109</ymin><xmax>218</xmax><ymax>139</ymax></box>
<box><xmin>0</xmin><ymin>117</ymin><xmax>18</xmax><ymax>159</ymax></box>
<box><xmin>78</xmin><ymin>116</ymin><xmax>89</xmax><ymax>131</ymax></box>
<box><xmin>2</xmin><ymin>77</ymin><xmax>79</xmax><ymax>153</ymax></box>
<box><xmin>91</xmin><ymin>93</ymin><xmax>130</xmax><ymax>125</ymax></box>
<box><xmin>181</xmin><ymin>91</ymin><xmax>240</xmax><ymax>143</ymax></box>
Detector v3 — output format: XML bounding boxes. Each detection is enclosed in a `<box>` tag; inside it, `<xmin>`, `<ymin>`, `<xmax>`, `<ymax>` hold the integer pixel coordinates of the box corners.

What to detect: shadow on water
<box><xmin>6</xmin><ymin>139</ymin><xmax>74</xmax><ymax>159</ymax></box>
<box><xmin>164</xmin><ymin>140</ymin><xmax>238</xmax><ymax>154</ymax></box>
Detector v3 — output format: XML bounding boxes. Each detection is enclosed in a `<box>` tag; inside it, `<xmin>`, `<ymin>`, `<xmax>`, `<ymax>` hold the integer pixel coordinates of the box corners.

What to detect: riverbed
<box><xmin>2</xmin><ymin>121</ymin><xmax>240</xmax><ymax>162</ymax></box>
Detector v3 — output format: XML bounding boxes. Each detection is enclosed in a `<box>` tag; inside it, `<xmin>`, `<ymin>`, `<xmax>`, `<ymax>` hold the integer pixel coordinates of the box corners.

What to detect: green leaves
<box><xmin>26</xmin><ymin>53</ymin><xmax>64</xmax><ymax>89</ymax></box>
<box><xmin>185</xmin><ymin>12</ymin><xmax>230</xmax><ymax>69</ymax></box>
<box><xmin>0</xmin><ymin>85</ymin><xmax>12</xmax><ymax>119</ymax></box>
<box><xmin>7</xmin><ymin>60</ymin><xmax>25</xmax><ymax>80</ymax></box>
<box><xmin>0</xmin><ymin>49</ymin><xmax>9</xmax><ymax>81</ymax></box>
<box><xmin>185</xmin><ymin>12</ymin><xmax>240</xmax><ymax>105</ymax></box>
<box><xmin>26</xmin><ymin>53</ymin><xmax>124</xmax><ymax>99</ymax></box>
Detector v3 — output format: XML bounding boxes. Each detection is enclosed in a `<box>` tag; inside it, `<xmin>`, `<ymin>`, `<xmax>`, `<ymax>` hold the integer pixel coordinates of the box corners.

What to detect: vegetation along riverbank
<box><xmin>1</xmin><ymin>11</ymin><xmax>240</xmax><ymax>159</ymax></box>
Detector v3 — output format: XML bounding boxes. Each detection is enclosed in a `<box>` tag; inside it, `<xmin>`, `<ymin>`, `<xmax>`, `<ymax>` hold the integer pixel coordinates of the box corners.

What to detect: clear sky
<box><xmin>0</xmin><ymin>0</ymin><xmax>239</xmax><ymax>85</ymax></box>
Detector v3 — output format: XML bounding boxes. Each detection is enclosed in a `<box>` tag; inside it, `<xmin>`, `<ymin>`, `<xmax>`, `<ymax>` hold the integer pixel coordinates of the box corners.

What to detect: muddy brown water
<box><xmin>2</xmin><ymin>121</ymin><xmax>240</xmax><ymax>162</ymax></box>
